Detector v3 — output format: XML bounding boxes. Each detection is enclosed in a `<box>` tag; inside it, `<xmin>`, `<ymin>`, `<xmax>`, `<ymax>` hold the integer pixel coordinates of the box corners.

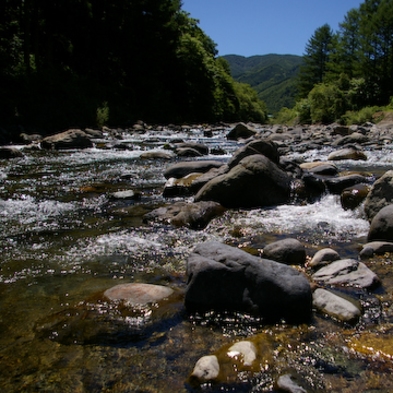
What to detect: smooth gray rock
<box><xmin>312</xmin><ymin>259</ymin><xmax>379</xmax><ymax>289</ymax></box>
<box><xmin>185</xmin><ymin>241</ymin><xmax>312</xmax><ymax>322</ymax></box>
<box><xmin>309</xmin><ymin>248</ymin><xmax>340</xmax><ymax>269</ymax></box>
<box><xmin>262</xmin><ymin>238</ymin><xmax>306</xmax><ymax>265</ymax></box>
<box><xmin>312</xmin><ymin>288</ymin><xmax>361</xmax><ymax>322</ymax></box>
<box><xmin>359</xmin><ymin>241</ymin><xmax>393</xmax><ymax>259</ymax></box>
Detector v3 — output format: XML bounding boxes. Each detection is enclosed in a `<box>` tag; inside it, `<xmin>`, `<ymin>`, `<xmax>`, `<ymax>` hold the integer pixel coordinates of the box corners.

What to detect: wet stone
<box><xmin>103</xmin><ymin>283</ymin><xmax>174</xmax><ymax>306</ymax></box>
<box><xmin>312</xmin><ymin>288</ymin><xmax>361</xmax><ymax>323</ymax></box>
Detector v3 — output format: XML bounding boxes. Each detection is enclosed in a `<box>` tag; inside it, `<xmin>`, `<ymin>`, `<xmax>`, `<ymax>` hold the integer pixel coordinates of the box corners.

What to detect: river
<box><xmin>1</xmin><ymin>125</ymin><xmax>393</xmax><ymax>392</ymax></box>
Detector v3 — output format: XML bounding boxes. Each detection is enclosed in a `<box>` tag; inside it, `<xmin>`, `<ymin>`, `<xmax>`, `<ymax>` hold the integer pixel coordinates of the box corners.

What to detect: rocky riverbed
<box><xmin>1</xmin><ymin>119</ymin><xmax>393</xmax><ymax>392</ymax></box>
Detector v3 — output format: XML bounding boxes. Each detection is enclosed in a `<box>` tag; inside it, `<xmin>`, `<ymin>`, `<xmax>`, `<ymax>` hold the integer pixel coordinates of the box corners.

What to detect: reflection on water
<box><xmin>1</xmin><ymin>128</ymin><xmax>393</xmax><ymax>392</ymax></box>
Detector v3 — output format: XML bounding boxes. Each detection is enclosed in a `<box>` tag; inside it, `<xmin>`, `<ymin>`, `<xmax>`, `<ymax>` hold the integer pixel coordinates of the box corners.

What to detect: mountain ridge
<box><xmin>222</xmin><ymin>54</ymin><xmax>303</xmax><ymax>114</ymax></box>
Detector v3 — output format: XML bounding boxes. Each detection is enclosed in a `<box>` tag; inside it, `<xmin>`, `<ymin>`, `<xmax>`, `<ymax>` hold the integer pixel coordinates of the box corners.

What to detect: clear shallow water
<box><xmin>1</xmin><ymin>128</ymin><xmax>393</xmax><ymax>392</ymax></box>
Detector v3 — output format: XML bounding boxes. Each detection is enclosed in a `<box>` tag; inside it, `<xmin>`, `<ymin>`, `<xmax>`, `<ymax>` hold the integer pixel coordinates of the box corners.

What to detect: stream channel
<box><xmin>1</xmin><ymin>125</ymin><xmax>393</xmax><ymax>392</ymax></box>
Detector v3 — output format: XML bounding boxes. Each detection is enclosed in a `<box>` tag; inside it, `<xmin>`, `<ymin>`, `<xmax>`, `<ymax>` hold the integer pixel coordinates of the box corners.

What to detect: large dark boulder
<box><xmin>41</xmin><ymin>129</ymin><xmax>93</xmax><ymax>150</ymax></box>
<box><xmin>228</xmin><ymin>139</ymin><xmax>280</xmax><ymax>167</ymax></box>
<box><xmin>226</xmin><ymin>123</ymin><xmax>256</xmax><ymax>141</ymax></box>
<box><xmin>368</xmin><ymin>204</ymin><xmax>393</xmax><ymax>242</ymax></box>
<box><xmin>185</xmin><ymin>241</ymin><xmax>312</xmax><ymax>323</ymax></box>
<box><xmin>194</xmin><ymin>154</ymin><xmax>291</xmax><ymax>208</ymax></box>
<box><xmin>364</xmin><ymin>170</ymin><xmax>393</xmax><ymax>221</ymax></box>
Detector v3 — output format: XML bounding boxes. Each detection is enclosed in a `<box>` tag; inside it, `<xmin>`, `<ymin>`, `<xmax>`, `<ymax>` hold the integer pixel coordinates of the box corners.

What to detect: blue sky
<box><xmin>181</xmin><ymin>0</ymin><xmax>364</xmax><ymax>57</ymax></box>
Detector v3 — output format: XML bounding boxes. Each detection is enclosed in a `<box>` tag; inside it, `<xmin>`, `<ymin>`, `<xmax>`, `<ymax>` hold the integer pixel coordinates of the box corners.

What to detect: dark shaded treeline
<box><xmin>0</xmin><ymin>0</ymin><xmax>267</xmax><ymax>137</ymax></box>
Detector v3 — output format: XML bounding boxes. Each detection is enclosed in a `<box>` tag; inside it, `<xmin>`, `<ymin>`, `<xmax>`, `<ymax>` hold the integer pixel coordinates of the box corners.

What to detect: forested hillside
<box><xmin>0</xmin><ymin>0</ymin><xmax>267</xmax><ymax>137</ymax></box>
<box><xmin>278</xmin><ymin>0</ymin><xmax>393</xmax><ymax>125</ymax></box>
<box><xmin>223</xmin><ymin>54</ymin><xmax>303</xmax><ymax>114</ymax></box>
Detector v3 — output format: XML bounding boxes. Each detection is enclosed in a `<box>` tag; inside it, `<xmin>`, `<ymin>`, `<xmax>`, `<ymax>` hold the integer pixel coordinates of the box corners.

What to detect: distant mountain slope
<box><xmin>222</xmin><ymin>54</ymin><xmax>303</xmax><ymax>114</ymax></box>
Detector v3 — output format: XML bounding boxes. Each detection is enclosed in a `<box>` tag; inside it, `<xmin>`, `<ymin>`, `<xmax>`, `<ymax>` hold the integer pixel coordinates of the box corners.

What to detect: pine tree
<box><xmin>297</xmin><ymin>24</ymin><xmax>334</xmax><ymax>98</ymax></box>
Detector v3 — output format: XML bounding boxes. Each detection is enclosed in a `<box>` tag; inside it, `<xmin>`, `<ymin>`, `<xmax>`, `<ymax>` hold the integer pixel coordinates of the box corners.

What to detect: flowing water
<box><xmin>1</xmin><ymin>127</ymin><xmax>393</xmax><ymax>392</ymax></box>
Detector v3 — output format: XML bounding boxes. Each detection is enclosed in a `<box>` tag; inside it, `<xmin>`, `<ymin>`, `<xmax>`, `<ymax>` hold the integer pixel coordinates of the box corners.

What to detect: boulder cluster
<box><xmin>4</xmin><ymin>118</ymin><xmax>393</xmax><ymax>390</ymax></box>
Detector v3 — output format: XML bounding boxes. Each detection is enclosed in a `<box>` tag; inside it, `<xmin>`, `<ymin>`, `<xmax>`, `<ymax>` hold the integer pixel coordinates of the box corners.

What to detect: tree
<box><xmin>297</xmin><ymin>24</ymin><xmax>334</xmax><ymax>98</ymax></box>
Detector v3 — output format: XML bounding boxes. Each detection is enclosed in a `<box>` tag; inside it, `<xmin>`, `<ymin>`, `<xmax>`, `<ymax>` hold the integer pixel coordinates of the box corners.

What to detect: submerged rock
<box><xmin>275</xmin><ymin>373</ymin><xmax>309</xmax><ymax>393</ymax></box>
<box><xmin>103</xmin><ymin>283</ymin><xmax>174</xmax><ymax>305</ymax></box>
<box><xmin>35</xmin><ymin>283</ymin><xmax>180</xmax><ymax>346</ymax></box>
<box><xmin>185</xmin><ymin>241</ymin><xmax>312</xmax><ymax>322</ymax></box>
<box><xmin>190</xmin><ymin>355</ymin><xmax>220</xmax><ymax>383</ymax></box>
<box><xmin>227</xmin><ymin>341</ymin><xmax>257</xmax><ymax>367</ymax></box>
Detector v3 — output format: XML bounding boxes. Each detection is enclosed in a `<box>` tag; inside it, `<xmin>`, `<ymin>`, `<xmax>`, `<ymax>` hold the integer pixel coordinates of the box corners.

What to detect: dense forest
<box><xmin>223</xmin><ymin>54</ymin><xmax>303</xmax><ymax>114</ymax></box>
<box><xmin>0</xmin><ymin>0</ymin><xmax>267</xmax><ymax>136</ymax></box>
<box><xmin>1</xmin><ymin>0</ymin><xmax>393</xmax><ymax>137</ymax></box>
<box><xmin>277</xmin><ymin>0</ymin><xmax>393</xmax><ymax>125</ymax></box>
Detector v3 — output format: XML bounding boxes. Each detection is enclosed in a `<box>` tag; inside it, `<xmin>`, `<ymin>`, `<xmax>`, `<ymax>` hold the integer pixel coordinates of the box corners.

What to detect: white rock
<box><xmin>227</xmin><ymin>341</ymin><xmax>257</xmax><ymax>366</ymax></box>
<box><xmin>190</xmin><ymin>355</ymin><xmax>220</xmax><ymax>382</ymax></box>
<box><xmin>276</xmin><ymin>373</ymin><xmax>307</xmax><ymax>393</ymax></box>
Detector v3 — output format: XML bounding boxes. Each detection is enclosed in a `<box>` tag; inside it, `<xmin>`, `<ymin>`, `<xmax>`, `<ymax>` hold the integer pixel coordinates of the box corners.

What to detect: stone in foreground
<box><xmin>185</xmin><ymin>241</ymin><xmax>312</xmax><ymax>322</ymax></box>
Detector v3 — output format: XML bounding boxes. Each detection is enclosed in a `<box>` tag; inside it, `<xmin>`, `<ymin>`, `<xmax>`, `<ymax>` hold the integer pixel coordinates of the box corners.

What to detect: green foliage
<box><xmin>273</xmin><ymin>107</ymin><xmax>298</xmax><ymax>126</ymax></box>
<box><xmin>294</xmin><ymin>98</ymin><xmax>312</xmax><ymax>124</ymax></box>
<box><xmin>292</xmin><ymin>0</ymin><xmax>393</xmax><ymax>124</ymax></box>
<box><xmin>223</xmin><ymin>54</ymin><xmax>303</xmax><ymax>114</ymax></box>
<box><xmin>342</xmin><ymin>106</ymin><xmax>381</xmax><ymax>125</ymax></box>
<box><xmin>233</xmin><ymin>82</ymin><xmax>267</xmax><ymax>123</ymax></box>
<box><xmin>0</xmin><ymin>0</ymin><xmax>267</xmax><ymax>134</ymax></box>
<box><xmin>308</xmin><ymin>83</ymin><xmax>346</xmax><ymax>123</ymax></box>
<box><xmin>96</xmin><ymin>102</ymin><xmax>109</xmax><ymax>129</ymax></box>
<box><xmin>297</xmin><ymin>24</ymin><xmax>334</xmax><ymax>98</ymax></box>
